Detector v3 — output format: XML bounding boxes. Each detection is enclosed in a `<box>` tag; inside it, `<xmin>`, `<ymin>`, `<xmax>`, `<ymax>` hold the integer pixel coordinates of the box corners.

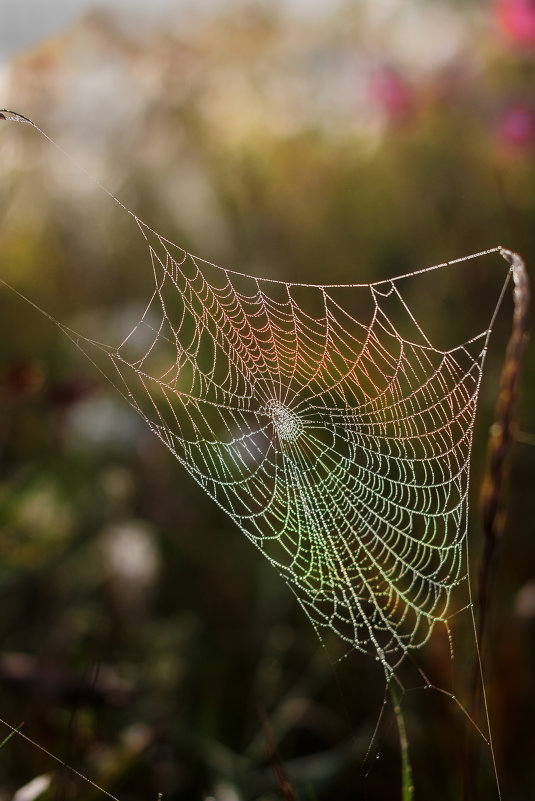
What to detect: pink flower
<box><xmin>498</xmin><ymin>104</ymin><xmax>535</xmax><ymax>149</ymax></box>
<box><xmin>370</xmin><ymin>67</ymin><xmax>412</xmax><ymax>122</ymax></box>
<box><xmin>495</xmin><ymin>0</ymin><xmax>535</xmax><ymax>46</ymax></box>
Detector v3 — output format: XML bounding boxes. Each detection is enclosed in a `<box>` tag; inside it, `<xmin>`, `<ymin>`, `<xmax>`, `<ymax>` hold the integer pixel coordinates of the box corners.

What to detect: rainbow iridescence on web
<box><xmin>95</xmin><ymin>217</ymin><xmax>493</xmax><ymax>675</ymax></box>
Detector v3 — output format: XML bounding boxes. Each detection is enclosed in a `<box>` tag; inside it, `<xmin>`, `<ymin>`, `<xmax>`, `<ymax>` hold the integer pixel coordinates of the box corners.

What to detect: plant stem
<box><xmin>390</xmin><ymin>685</ymin><xmax>414</xmax><ymax>801</ymax></box>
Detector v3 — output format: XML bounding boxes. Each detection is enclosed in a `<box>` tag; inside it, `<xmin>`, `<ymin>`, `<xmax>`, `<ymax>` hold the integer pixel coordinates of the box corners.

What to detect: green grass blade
<box><xmin>390</xmin><ymin>685</ymin><xmax>414</xmax><ymax>801</ymax></box>
<box><xmin>0</xmin><ymin>722</ymin><xmax>24</xmax><ymax>750</ymax></box>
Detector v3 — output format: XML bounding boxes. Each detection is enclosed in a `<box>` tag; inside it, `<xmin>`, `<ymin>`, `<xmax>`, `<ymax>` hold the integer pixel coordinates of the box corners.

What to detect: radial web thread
<box><xmin>72</xmin><ymin>218</ymin><xmax>509</xmax><ymax>679</ymax></box>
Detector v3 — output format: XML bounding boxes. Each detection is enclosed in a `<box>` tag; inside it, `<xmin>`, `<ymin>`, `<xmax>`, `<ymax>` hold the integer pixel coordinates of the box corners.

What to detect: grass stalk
<box><xmin>390</xmin><ymin>685</ymin><xmax>414</xmax><ymax>801</ymax></box>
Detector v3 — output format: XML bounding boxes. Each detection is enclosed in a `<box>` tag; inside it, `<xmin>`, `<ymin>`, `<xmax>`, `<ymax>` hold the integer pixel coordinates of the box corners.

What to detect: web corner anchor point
<box><xmin>0</xmin><ymin>109</ymin><xmax>33</xmax><ymax>124</ymax></box>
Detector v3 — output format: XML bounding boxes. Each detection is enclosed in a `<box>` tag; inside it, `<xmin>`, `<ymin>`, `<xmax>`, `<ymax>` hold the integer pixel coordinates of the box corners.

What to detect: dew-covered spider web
<box><xmin>0</xmin><ymin>112</ymin><xmax>520</xmax><ymax>692</ymax></box>
<box><xmin>94</xmin><ymin>222</ymin><xmax>512</xmax><ymax>682</ymax></box>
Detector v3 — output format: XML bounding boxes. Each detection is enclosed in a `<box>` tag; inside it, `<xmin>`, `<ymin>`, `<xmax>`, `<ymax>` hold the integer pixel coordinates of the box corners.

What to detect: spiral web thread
<box><xmin>64</xmin><ymin>215</ymin><xmax>509</xmax><ymax>680</ymax></box>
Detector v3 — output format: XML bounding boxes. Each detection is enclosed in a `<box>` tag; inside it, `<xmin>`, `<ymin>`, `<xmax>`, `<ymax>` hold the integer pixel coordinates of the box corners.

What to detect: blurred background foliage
<box><xmin>0</xmin><ymin>1</ymin><xmax>534</xmax><ymax>799</ymax></box>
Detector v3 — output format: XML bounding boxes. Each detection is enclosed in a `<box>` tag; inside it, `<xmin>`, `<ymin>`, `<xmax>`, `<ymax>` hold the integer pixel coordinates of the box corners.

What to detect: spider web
<box><xmin>66</xmin><ymin>216</ymin><xmax>509</xmax><ymax>681</ymax></box>
<box><xmin>0</xmin><ymin>110</ymin><xmax>513</xmax><ymax>686</ymax></box>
